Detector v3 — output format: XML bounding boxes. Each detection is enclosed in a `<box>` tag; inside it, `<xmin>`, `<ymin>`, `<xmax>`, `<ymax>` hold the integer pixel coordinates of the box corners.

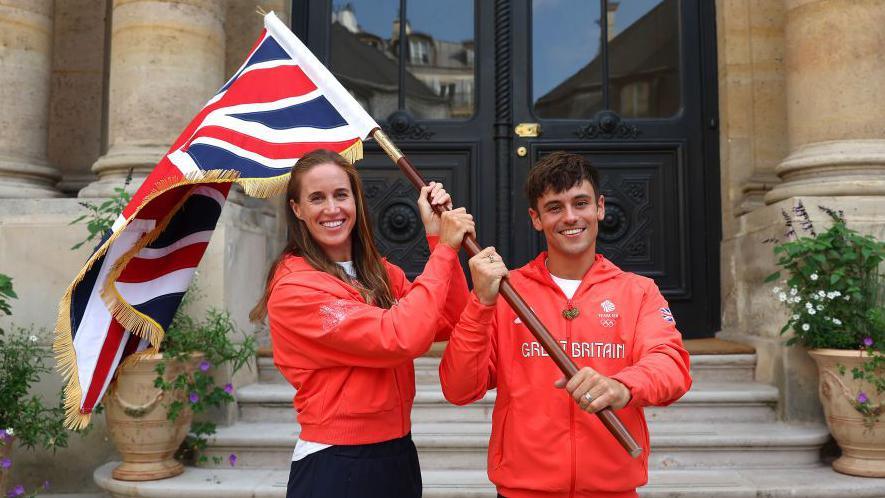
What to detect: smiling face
<box><xmin>290</xmin><ymin>162</ymin><xmax>356</xmax><ymax>262</ymax></box>
<box><xmin>528</xmin><ymin>180</ymin><xmax>605</xmax><ymax>261</ymax></box>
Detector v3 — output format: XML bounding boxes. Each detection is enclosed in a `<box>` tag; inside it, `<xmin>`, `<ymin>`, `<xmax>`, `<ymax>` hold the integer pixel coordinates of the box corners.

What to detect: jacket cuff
<box><xmin>430</xmin><ymin>239</ymin><xmax>458</xmax><ymax>264</ymax></box>
<box><xmin>426</xmin><ymin>235</ymin><xmax>440</xmax><ymax>251</ymax></box>
<box><xmin>460</xmin><ymin>292</ymin><xmax>496</xmax><ymax>325</ymax></box>
<box><xmin>610</xmin><ymin>368</ymin><xmax>645</xmax><ymax>408</ymax></box>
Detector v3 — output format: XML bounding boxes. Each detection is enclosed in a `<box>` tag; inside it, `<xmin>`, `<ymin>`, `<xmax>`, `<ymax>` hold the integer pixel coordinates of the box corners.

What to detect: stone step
<box><xmin>198</xmin><ymin>421</ymin><xmax>828</xmax><ymax>471</ymax></box>
<box><xmin>235</xmin><ymin>381</ymin><xmax>778</xmax><ymax>424</ymax></box>
<box><xmin>257</xmin><ymin>353</ymin><xmax>758</xmax><ymax>386</ymax></box>
<box><xmin>94</xmin><ymin>463</ymin><xmax>885</xmax><ymax>498</ymax></box>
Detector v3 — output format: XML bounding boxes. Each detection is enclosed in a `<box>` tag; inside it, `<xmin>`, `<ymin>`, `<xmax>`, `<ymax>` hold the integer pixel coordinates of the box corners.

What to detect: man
<box><xmin>439</xmin><ymin>151</ymin><xmax>692</xmax><ymax>498</ymax></box>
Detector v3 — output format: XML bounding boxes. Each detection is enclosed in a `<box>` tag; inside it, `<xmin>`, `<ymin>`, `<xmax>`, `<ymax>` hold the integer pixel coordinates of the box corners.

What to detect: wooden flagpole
<box><xmin>372</xmin><ymin>129</ymin><xmax>643</xmax><ymax>458</ymax></box>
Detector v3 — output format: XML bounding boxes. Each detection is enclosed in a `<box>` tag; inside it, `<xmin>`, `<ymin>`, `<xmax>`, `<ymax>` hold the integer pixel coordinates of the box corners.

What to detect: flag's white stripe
<box><xmin>73</xmin><ymin>219</ymin><xmax>156</xmax><ymax>408</ymax></box>
<box><xmin>168</xmin><ymin>149</ymin><xmax>202</xmax><ymax>177</ymax></box>
<box><xmin>189</xmin><ymin>137</ymin><xmax>297</xmax><ymax>170</ymax></box>
<box><xmin>136</xmin><ymin>230</ymin><xmax>214</xmax><ymax>260</ymax></box>
<box><xmin>265</xmin><ymin>12</ymin><xmax>379</xmax><ymax>139</ymax></box>
<box><xmin>219</xmin><ymin>32</ymin><xmax>271</xmax><ymax>92</ymax></box>
<box><xmin>192</xmin><ymin>185</ymin><xmax>228</xmax><ymax>206</ymax></box>
<box><xmin>207</xmin><ymin>89</ymin><xmax>325</xmax><ymax>119</ymax></box>
<box><xmin>202</xmin><ymin>113</ymin><xmax>361</xmax><ymax>143</ymax></box>
<box><xmin>116</xmin><ymin>267</ymin><xmax>196</xmax><ymax>306</ymax></box>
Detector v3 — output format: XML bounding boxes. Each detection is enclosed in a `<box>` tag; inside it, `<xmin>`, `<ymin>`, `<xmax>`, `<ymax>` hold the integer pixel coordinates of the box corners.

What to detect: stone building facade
<box><xmin>0</xmin><ymin>0</ymin><xmax>882</xmax><ymax>493</ymax></box>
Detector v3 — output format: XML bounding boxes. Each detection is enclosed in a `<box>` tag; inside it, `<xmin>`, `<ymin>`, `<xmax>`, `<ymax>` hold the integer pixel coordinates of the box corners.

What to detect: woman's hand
<box><xmin>438</xmin><ymin>207</ymin><xmax>475</xmax><ymax>250</ymax></box>
<box><xmin>468</xmin><ymin>247</ymin><xmax>508</xmax><ymax>305</ymax></box>
<box><xmin>417</xmin><ymin>181</ymin><xmax>454</xmax><ymax>237</ymax></box>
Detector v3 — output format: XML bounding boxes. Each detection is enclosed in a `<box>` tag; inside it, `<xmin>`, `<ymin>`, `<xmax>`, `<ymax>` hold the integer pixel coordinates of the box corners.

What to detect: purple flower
<box><xmin>0</xmin><ymin>457</ymin><xmax>10</xmax><ymax>469</ymax></box>
<box><xmin>199</xmin><ymin>360</ymin><xmax>211</xmax><ymax>372</ymax></box>
<box><xmin>8</xmin><ymin>484</ymin><xmax>24</xmax><ymax>497</ymax></box>
<box><xmin>863</xmin><ymin>336</ymin><xmax>874</xmax><ymax>348</ymax></box>
<box><xmin>229</xmin><ymin>453</ymin><xmax>238</xmax><ymax>467</ymax></box>
<box><xmin>42</xmin><ymin>480</ymin><xmax>50</xmax><ymax>490</ymax></box>
<box><xmin>858</xmin><ymin>392</ymin><xmax>869</xmax><ymax>404</ymax></box>
<box><xmin>189</xmin><ymin>392</ymin><xmax>199</xmax><ymax>404</ymax></box>
<box><xmin>0</xmin><ymin>429</ymin><xmax>6</xmax><ymax>440</ymax></box>
<box><xmin>224</xmin><ymin>383</ymin><xmax>233</xmax><ymax>394</ymax></box>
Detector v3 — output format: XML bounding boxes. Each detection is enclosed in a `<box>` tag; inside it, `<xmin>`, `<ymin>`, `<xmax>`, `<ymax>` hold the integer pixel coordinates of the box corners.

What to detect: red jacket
<box><xmin>268</xmin><ymin>237</ymin><xmax>468</xmax><ymax>445</ymax></box>
<box><xmin>440</xmin><ymin>254</ymin><xmax>691</xmax><ymax>498</ymax></box>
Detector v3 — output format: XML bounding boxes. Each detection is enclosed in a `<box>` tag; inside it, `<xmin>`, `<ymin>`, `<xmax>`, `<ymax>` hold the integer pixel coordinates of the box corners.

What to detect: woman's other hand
<box><xmin>438</xmin><ymin>207</ymin><xmax>475</xmax><ymax>250</ymax></box>
<box><xmin>417</xmin><ymin>181</ymin><xmax>453</xmax><ymax>237</ymax></box>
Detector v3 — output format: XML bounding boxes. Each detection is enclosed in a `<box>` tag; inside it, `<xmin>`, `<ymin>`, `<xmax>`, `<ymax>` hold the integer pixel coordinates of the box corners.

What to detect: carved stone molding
<box><xmin>575</xmin><ymin>111</ymin><xmax>641</xmax><ymax>140</ymax></box>
<box><xmin>381</xmin><ymin>111</ymin><xmax>434</xmax><ymax>141</ymax></box>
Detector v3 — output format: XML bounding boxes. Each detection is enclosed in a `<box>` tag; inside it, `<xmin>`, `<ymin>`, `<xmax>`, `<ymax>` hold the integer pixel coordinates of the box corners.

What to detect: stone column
<box><xmin>0</xmin><ymin>0</ymin><xmax>61</xmax><ymax>197</ymax></box>
<box><xmin>764</xmin><ymin>0</ymin><xmax>885</xmax><ymax>203</ymax></box>
<box><xmin>80</xmin><ymin>0</ymin><xmax>225</xmax><ymax>198</ymax></box>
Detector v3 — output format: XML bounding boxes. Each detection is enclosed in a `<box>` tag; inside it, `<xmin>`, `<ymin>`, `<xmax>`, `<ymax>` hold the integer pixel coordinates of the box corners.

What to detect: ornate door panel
<box><xmin>507</xmin><ymin>0</ymin><xmax>720</xmax><ymax>338</ymax></box>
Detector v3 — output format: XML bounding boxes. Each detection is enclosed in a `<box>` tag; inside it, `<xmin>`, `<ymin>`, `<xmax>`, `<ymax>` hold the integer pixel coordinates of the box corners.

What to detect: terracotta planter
<box><xmin>809</xmin><ymin>348</ymin><xmax>885</xmax><ymax>477</ymax></box>
<box><xmin>104</xmin><ymin>353</ymin><xmax>202</xmax><ymax>481</ymax></box>
<box><xmin>0</xmin><ymin>434</ymin><xmax>12</xmax><ymax>498</ymax></box>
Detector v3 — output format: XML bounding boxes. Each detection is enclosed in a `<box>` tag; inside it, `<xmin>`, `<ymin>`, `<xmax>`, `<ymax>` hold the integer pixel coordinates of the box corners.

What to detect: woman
<box><xmin>250</xmin><ymin>149</ymin><xmax>473</xmax><ymax>498</ymax></box>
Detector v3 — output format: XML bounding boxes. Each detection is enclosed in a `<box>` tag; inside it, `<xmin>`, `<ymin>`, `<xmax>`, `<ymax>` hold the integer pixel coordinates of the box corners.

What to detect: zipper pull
<box><xmin>562</xmin><ymin>299</ymin><xmax>579</xmax><ymax>320</ymax></box>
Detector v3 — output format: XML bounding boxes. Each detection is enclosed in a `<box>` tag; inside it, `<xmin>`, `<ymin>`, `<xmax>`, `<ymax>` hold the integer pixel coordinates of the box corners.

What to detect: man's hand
<box><xmin>468</xmin><ymin>247</ymin><xmax>508</xmax><ymax>305</ymax></box>
<box><xmin>554</xmin><ymin>367</ymin><xmax>631</xmax><ymax>413</ymax></box>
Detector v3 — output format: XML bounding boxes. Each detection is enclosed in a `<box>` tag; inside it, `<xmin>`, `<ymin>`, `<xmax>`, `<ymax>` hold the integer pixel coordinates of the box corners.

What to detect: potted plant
<box><xmin>766</xmin><ymin>202</ymin><xmax>885</xmax><ymax>477</ymax></box>
<box><xmin>104</xmin><ymin>300</ymin><xmax>255</xmax><ymax>480</ymax></box>
<box><xmin>0</xmin><ymin>275</ymin><xmax>69</xmax><ymax>496</ymax></box>
<box><xmin>71</xmin><ymin>179</ymin><xmax>255</xmax><ymax>481</ymax></box>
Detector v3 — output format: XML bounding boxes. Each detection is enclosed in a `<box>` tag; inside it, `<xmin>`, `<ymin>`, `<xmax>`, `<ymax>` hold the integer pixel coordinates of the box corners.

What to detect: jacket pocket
<box><xmin>489</xmin><ymin>404</ymin><xmax>510</xmax><ymax>470</ymax></box>
<box><xmin>339</xmin><ymin>368</ymin><xmax>398</xmax><ymax>415</ymax></box>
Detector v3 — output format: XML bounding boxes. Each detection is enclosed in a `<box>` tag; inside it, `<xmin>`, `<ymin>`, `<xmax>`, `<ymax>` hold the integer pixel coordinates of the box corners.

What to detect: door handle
<box><xmin>514</xmin><ymin>123</ymin><xmax>541</xmax><ymax>138</ymax></box>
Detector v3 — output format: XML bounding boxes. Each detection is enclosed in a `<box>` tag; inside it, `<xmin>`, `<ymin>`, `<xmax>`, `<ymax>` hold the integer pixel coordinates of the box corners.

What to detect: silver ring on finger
<box><xmin>583</xmin><ymin>392</ymin><xmax>594</xmax><ymax>403</ymax></box>
<box><xmin>487</xmin><ymin>255</ymin><xmax>495</xmax><ymax>263</ymax></box>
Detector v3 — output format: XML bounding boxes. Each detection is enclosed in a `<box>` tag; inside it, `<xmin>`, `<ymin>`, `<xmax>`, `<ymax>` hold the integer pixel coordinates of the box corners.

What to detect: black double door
<box><xmin>293</xmin><ymin>0</ymin><xmax>720</xmax><ymax>338</ymax></box>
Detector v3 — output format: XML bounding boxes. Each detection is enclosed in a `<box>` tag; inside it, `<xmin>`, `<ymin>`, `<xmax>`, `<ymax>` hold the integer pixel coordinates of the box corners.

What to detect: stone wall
<box><xmin>716</xmin><ymin>0</ymin><xmax>885</xmax><ymax>421</ymax></box>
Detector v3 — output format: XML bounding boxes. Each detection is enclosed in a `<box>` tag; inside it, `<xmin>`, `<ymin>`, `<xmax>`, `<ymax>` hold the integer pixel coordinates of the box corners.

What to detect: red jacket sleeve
<box><xmin>268</xmin><ymin>243</ymin><xmax>461</xmax><ymax>369</ymax></box>
<box><xmin>610</xmin><ymin>280</ymin><xmax>692</xmax><ymax>408</ymax></box>
<box><xmin>439</xmin><ymin>293</ymin><xmax>498</xmax><ymax>405</ymax></box>
<box><xmin>425</xmin><ymin>236</ymin><xmax>469</xmax><ymax>341</ymax></box>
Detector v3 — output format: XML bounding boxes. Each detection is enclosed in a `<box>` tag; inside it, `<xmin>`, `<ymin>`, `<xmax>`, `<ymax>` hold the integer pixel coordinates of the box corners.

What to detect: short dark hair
<box><xmin>524</xmin><ymin>152</ymin><xmax>601</xmax><ymax>210</ymax></box>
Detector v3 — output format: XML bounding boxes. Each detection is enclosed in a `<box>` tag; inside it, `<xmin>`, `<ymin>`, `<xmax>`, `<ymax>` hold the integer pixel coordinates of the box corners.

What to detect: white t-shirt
<box><xmin>291</xmin><ymin>260</ymin><xmax>356</xmax><ymax>462</ymax></box>
<box><xmin>550</xmin><ymin>273</ymin><xmax>582</xmax><ymax>300</ymax></box>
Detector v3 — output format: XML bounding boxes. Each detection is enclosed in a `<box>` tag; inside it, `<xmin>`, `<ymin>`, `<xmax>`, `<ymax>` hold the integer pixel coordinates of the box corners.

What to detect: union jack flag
<box><xmin>54</xmin><ymin>12</ymin><xmax>380</xmax><ymax>429</ymax></box>
<box><xmin>660</xmin><ymin>307</ymin><xmax>674</xmax><ymax>323</ymax></box>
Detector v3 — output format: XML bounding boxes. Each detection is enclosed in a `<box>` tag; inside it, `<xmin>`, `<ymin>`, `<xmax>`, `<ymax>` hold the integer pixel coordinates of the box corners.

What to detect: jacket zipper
<box><xmin>567</xmin><ymin>298</ymin><xmax>577</xmax><ymax>498</ymax></box>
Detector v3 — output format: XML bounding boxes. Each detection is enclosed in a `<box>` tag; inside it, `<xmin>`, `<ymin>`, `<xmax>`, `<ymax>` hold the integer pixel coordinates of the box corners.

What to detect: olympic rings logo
<box><xmin>599</xmin><ymin>319</ymin><xmax>615</xmax><ymax>328</ymax></box>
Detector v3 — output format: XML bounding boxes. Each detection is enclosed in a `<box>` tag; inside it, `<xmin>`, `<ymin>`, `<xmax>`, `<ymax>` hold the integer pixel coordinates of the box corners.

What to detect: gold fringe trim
<box><xmin>256</xmin><ymin>6</ymin><xmax>268</xmax><ymax>17</ymax></box>
<box><xmin>99</xmin><ymin>184</ymin><xmax>198</xmax><ymax>347</ymax></box>
<box><xmin>54</xmin><ymin>141</ymin><xmax>364</xmax><ymax>429</ymax></box>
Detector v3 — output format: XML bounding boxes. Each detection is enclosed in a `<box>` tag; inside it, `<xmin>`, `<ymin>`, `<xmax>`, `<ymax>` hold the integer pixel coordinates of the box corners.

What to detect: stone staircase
<box><xmin>95</xmin><ymin>352</ymin><xmax>885</xmax><ymax>497</ymax></box>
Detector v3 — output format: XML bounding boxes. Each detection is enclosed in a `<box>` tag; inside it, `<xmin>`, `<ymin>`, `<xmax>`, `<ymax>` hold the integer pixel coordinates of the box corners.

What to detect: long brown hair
<box><xmin>250</xmin><ymin>149</ymin><xmax>395</xmax><ymax>322</ymax></box>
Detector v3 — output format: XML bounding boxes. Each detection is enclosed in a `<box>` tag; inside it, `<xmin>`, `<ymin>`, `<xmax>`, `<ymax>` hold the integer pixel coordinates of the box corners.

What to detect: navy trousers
<box><xmin>286</xmin><ymin>434</ymin><xmax>422</xmax><ymax>498</ymax></box>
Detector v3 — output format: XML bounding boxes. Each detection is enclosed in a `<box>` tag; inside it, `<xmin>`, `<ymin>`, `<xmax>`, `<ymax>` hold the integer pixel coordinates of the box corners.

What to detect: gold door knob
<box><xmin>516</xmin><ymin>146</ymin><xmax>527</xmax><ymax>157</ymax></box>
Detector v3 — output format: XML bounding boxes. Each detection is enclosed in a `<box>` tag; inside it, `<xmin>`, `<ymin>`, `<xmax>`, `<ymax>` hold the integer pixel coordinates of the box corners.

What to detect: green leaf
<box><xmin>765</xmin><ymin>272</ymin><xmax>781</xmax><ymax>283</ymax></box>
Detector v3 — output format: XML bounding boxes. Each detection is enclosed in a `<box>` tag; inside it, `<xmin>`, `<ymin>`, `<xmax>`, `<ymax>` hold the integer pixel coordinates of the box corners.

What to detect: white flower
<box><xmin>810</xmin><ymin>273</ymin><xmax>819</xmax><ymax>281</ymax></box>
<box><xmin>844</xmin><ymin>295</ymin><xmax>850</xmax><ymax>301</ymax></box>
<box><xmin>5</xmin><ymin>428</ymin><xmax>13</xmax><ymax>436</ymax></box>
<box><xmin>833</xmin><ymin>291</ymin><xmax>841</xmax><ymax>298</ymax></box>
<box><xmin>791</xmin><ymin>296</ymin><xmax>801</xmax><ymax>304</ymax></box>
<box><xmin>817</xmin><ymin>290</ymin><xmax>826</xmax><ymax>298</ymax></box>
<box><xmin>812</xmin><ymin>293</ymin><xmax>820</xmax><ymax>301</ymax></box>
<box><xmin>805</xmin><ymin>302</ymin><xmax>814</xmax><ymax>309</ymax></box>
<box><xmin>833</xmin><ymin>318</ymin><xmax>842</xmax><ymax>326</ymax></box>
<box><xmin>29</xmin><ymin>335</ymin><xmax>37</xmax><ymax>343</ymax></box>
<box><xmin>808</xmin><ymin>308</ymin><xmax>816</xmax><ymax>315</ymax></box>
<box><xmin>778</xmin><ymin>293</ymin><xmax>788</xmax><ymax>302</ymax></box>
<box><xmin>772</xmin><ymin>287</ymin><xmax>782</xmax><ymax>294</ymax></box>
<box><xmin>824</xmin><ymin>316</ymin><xmax>831</xmax><ymax>321</ymax></box>
<box><xmin>792</xmin><ymin>314</ymin><xmax>800</xmax><ymax>320</ymax></box>
<box><xmin>802</xmin><ymin>323</ymin><xmax>810</xmax><ymax>331</ymax></box>
<box><xmin>817</xmin><ymin>304</ymin><xmax>824</xmax><ymax>311</ymax></box>
<box><xmin>790</xmin><ymin>288</ymin><xmax>798</xmax><ymax>296</ymax></box>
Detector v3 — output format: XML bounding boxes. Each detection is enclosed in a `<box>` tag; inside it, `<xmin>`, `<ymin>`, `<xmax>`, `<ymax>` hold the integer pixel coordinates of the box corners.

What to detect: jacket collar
<box><xmin>520</xmin><ymin>252</ymin><xmax>623</xmax><ymax>298</ymax></box>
